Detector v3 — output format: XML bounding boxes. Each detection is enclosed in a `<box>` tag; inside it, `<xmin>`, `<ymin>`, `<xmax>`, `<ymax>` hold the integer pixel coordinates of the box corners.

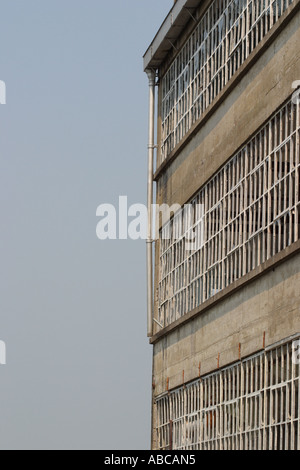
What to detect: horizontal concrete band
<box><xmin>150</xmin><ymin>239</ymin><xmax>300</xmax><ymax>344</ymax></box>
<box><xmin>154</xmin><ymin>332</ymin><xmax>300</xmax><ymax>397</ymax></box>
<box><xmin>154</xmin><ymin>0</ymin><xmax>300</xmax><ymax>182</ymax></box>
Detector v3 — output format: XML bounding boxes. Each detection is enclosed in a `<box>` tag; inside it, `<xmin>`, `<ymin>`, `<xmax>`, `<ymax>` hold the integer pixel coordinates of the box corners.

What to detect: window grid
<box><xmin>160</xmin><ymin>0</ymin><xmax>294</xmax><ymax>164</ymax></box>
<box><xmin>158</xmin><ymin>99</ymin><xmax>300</xmax><ymax>328</ymax></box>
<box><xmin>155</xmin><ymin>338</ymin><xmax>300</xmax><ymax>450</ymax></box>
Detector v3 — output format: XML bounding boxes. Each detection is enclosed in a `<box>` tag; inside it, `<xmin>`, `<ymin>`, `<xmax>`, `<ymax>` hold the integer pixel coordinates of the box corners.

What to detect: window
<box><xmin>160</xmin><ymin>0</ymin><xmax>294</xmax><ymax>163</ymax></box>
<box><xmin>156</xmin><ymin>337</ymin><xmax>300</xmax><ymax>450</ymax></box>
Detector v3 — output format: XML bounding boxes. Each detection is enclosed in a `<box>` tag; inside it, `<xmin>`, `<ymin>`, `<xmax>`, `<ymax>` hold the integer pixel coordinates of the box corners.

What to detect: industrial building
<box><xmin>144</xmin><ymin>0</ymin><xmax>300</xmax><ymax>450</ymax></box>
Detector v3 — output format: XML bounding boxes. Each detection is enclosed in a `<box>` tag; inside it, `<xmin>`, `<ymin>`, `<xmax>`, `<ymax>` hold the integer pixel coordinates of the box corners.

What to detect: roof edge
<box><xmin>143</xmin><ymin>0</ymin><xmax>201</xmax><ymax>72</ymax></box>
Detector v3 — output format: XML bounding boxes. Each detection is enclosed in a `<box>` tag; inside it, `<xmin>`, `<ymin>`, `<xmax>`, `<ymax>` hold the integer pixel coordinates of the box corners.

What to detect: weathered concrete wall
<box><xmin>153</xmin><ymin>5</ymin><xmax>300</xmax><ymax>447</ymax></box>
<box><xmin>151</xmin><ymin>5</ymin><xmax>300</xmax><ymax>449</ymax></box>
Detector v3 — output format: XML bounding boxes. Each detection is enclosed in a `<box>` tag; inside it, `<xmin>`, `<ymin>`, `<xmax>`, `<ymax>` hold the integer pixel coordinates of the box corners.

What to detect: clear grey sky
<box><xmin>0</xmin><ymin>0</ymin><xmax>171</xmax><ymax>450</ymax></box>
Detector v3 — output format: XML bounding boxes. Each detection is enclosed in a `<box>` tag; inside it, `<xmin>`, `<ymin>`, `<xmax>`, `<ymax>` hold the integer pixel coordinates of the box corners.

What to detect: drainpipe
<box><xmin>146</xmin><ymin>69</ymin><xmax>155</xmax><ymax>338</ymax></box>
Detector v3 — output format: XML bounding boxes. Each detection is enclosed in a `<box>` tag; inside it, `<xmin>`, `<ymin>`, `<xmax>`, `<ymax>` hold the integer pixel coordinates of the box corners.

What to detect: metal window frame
<box><xmin>160</xmin><ymin>0</ymin><xmax>294</xmax><ymax>163</ymax></box>
<box><xmin>155</xmin><ymin>335</ymin><xmax>300</xmax><ymax>450</ymax></box>
<box><xmin>158</xmin><ymin>98</ymin><xmax>300</xmax><ymax>328</ymax></box>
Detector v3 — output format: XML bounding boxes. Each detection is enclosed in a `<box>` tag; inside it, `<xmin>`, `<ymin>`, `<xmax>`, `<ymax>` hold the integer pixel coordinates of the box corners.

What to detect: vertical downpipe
<box><xmin>146</xmin><ymin>69</ymin><xmax>155</xmax><ymax>338</ymax></box>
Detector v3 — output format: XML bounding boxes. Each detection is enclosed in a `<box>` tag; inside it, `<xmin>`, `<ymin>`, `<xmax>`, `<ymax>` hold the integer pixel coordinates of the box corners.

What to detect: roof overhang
<box><xmin>143</xmin><ymin>0</ymin><xmax>203</xmax><ymax>72</ymax></box>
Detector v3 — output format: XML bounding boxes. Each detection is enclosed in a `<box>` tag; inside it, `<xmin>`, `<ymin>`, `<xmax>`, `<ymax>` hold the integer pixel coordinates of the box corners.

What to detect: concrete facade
<box><xmin>145</xmin><ymin>0</ymin><xmax>300</xmax><ymax>450</ymax></box>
